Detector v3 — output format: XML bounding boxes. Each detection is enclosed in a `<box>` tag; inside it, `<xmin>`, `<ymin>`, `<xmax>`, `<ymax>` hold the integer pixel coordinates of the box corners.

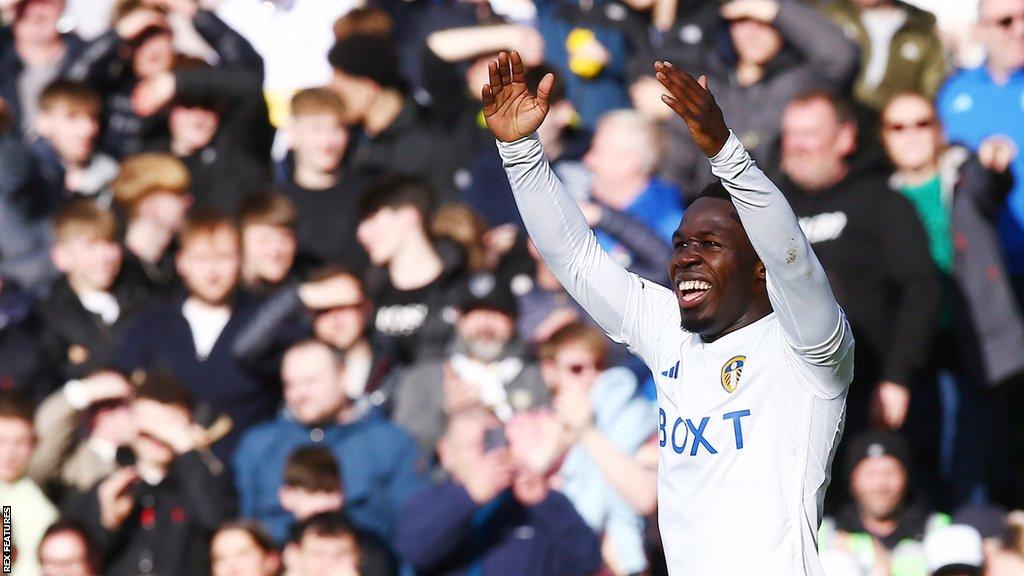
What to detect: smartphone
<box><xmin>483</xmin><ymin>426</ymin><xmax>508</xmax><ymax>452</ymax></box>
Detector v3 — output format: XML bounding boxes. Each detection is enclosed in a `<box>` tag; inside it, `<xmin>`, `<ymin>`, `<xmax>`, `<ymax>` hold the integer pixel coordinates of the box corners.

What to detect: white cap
<box><xmin>924</xmin><ymin>524</ymin><xmax>984</xmax><ymax>573</ymax></box>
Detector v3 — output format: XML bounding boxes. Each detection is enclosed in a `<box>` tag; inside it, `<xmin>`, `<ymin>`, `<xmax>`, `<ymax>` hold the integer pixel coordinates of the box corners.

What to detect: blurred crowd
<box><xmin>0</xmin><ymin>0</ymin><xmax>1023</xmax><ymax>575</ymax></box>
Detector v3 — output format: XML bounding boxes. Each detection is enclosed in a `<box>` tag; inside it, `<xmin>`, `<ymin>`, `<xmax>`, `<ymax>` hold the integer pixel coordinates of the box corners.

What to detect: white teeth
<box><xmin>678</xmin><ymin>280</ymin><xmax>711</xmax><ymax>292</ymax></box>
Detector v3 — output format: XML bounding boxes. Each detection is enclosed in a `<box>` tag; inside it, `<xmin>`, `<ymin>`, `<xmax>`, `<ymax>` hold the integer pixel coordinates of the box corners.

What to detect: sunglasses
<box><xmin>988</xmin><ymin>12</ymin><xmax>1024</xmax><ymax>29</ymax></box>
<box><xmin>883</xmin><ymin>118</ymin><xmax>936</xmax><ymax>132</ymax></box>
<box><xmin>562</xmin><ymin>363</ymin><xmax>598</xmax><ymax>375</ymax></box>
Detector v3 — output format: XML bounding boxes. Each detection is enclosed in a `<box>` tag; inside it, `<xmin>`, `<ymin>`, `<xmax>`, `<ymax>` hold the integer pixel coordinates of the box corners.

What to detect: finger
<box><xmin>510</xmin><ymin>50</ymin><xmax>526</xmax><ymax>84</ymax></box>
<box><xmin>498</xmin><ymin>51</ymin><xmax>512</xmax><ymax>88</ymax></box>
<box><xmin>697</xmin><ymin>74</ymin><xmax>709</xmax><ymax>91</ymax></box>
<box><xmin>536</xmin><ymin>72</ymin><xmax>555</xmax><ymax>109</ymax></box>
<box><xmin>487</xmin><ymin>59</ymin><xmax>501</xmax><ymax>92</ymax></box>
<box><xmin>482</xmin><ymin>84</ymin><xmax>495</xmax><ymax>111</ymax></box>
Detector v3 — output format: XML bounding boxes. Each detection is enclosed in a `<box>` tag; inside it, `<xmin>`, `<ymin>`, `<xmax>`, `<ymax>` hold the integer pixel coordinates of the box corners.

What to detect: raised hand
<box><xmin>482</xmin><ymin>51</ymin><xmax>555</xmax><ymax>142</ymax></box>
<box><xmin>98</xmin><ymin>467</ymin><xmax>139</xmax><ymax>530</ymax></box>
<box><xmin>654</xmin><ymin>61</ymin><xmax>730</xmax><ymax>158</ymax></box>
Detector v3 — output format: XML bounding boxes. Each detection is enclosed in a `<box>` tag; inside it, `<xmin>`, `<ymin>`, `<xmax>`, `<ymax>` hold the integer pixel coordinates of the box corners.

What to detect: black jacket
<box><xmin>777</xmin><ymin>153</ymin><xmax>941</xmax><ymax>392</ymax></box>
<box><xmin>64</xmin><ymin>10</ymin><xmax>263</xmax><ymax>158</ymax></box>
<box><xmin>37</xmin><ymin>274</ymin><xmax>151</xmax><ymax>390</ymax></box>
<box><xmin>0</xmin><ymin>26</ymin><xmax>87</xmax><ymax>135</ymax></box>
<box><xmin>70</xmin><ymin>450</ymin><xmax>234</xmax><ymax>576</ymax></box>
<box><xmin>116</xmin><ymin>292</ymin><xmax>281</xmax><ymax>462</ymax></box>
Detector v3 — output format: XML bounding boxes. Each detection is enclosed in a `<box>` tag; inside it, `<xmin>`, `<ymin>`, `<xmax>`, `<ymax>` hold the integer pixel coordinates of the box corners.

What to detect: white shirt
<box><xmin>79</xmin><ymin>290</ymin><xmax>120</xmax><ymax>325</ymax></box>
<box><xmin>182</xmin><ymin>299</ymin><xmax>232</xmax><ymax>360</ymax></box>
<box><xmin>498</xmin><ymin>132</ymin><xmax>854</xmax><ymax>575</ymax></box>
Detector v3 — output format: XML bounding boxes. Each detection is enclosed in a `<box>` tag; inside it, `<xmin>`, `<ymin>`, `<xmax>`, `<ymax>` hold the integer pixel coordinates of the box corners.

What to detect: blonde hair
<box><xmin>291</xmin><ymin>88</ymin><xmax>346</xmax><ymax>123</ymax></box>
<box><xmin>53</xmin><ymin>199</ymin><xmax>119</xmax><ymax>245</ymax></box>
<box><xmin>112</xmin><ymin>154</ymin><xmax>190</xmax><ymax>215</ymax></box>
<box><xmin>538</xmin><ymin>322</ymin><xmax>609</xmax><ymax>368</ymax></box>
<box><xmin>333</xmin><ymin>7</ymin><xmax>393</xmax><ymax>40</ymax></box>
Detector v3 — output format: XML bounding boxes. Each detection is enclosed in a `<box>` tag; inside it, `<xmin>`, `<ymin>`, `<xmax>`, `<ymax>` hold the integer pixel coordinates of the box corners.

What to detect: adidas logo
<box><xmin>661</xmin><ymin>361</ymin><xmax>680</xmax><ymax>379</ymax></box>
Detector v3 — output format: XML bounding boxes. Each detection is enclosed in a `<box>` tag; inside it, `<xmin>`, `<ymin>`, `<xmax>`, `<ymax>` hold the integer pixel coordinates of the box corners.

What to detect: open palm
<box><xmin>482</xmin><ymin>51</ymin><xmax>555</xmax><ymax>142</ymax></box>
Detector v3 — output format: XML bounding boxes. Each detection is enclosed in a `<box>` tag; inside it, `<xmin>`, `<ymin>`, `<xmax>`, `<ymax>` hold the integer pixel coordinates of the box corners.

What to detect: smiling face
<box><xmin>669</xmin><ymin>195</ymin><xmax>768</xmax><ymax>340</ymax></box>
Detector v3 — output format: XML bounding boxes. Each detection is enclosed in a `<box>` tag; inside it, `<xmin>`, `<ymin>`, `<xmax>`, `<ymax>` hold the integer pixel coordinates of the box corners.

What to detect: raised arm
<box><xmin>484</xmin><ymin>52</ymin><xmax>678</xmax><ymax>363</ymax></box>
<box><xmin>656</xmin><ymin>63</ymin><xmax>851</xmax><ymax>377</ymax></box>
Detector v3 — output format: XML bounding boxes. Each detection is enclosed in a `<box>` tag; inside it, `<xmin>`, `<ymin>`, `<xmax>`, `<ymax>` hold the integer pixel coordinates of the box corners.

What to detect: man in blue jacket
<box><xmin>233</xmin><ymin>338</ymin><xmax>427</xmax><ymax>545</ymax></box>
<box><xmin>395</xmin><ymin>407</ymin><xmax>601</xmax><ymax>576</ymax></box>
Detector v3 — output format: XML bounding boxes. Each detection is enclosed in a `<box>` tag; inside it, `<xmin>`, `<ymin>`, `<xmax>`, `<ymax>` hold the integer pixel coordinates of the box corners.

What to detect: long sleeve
<box><xmin>710</xmin><ymin>132</ymin><xmax>852</xmax><ymax>387</ymax></box>
<box><xmin>774</xmin><ymin>0</ymin><xmax>859</xmax><ymax>90</ymax></box>
<box><xmin>169</xmin><ymin>450</ymin><xmax>235</xmax><ymax>531</ymax></box>
<box><xmin>231</xmin><ymin>285</ymin><xmax>305</xmax><ymax>369</ymax></box>
<box><xmin>498</xmin><ymin>135</ymin><xmax>679</xmax><ymax>367</ymax></box>
<box><xmin>877</xmin><ymin>194</ymin><xmax>939</xmax><ymax>386</ymax></box>
<box><xmin>192</xmin><ymin>10</ymin><xmax>264</xmax><ymax>74</ymax></box>
<box><xmin>394</xmin><ymin>483</ymin><xmax>478</xmax><ymax>570</ymax></box>
<box><xmin>175</xmin><ymin>66</ymin><xmax>273</xmax><ymax>161</ymax></box>
<box><xmin>63</xmin><ymin>31</ymin><xmax>124</xmax><ymax>91</ymax></box>
<box><xmin>27</xmin><ymin>388</ymin><xmax>80</xmax><ymax>485</ymax></box>
<box><xmin>528</xmin><ymin>491</ymin><xmax>603</xmax><ymax>576</ymax></box>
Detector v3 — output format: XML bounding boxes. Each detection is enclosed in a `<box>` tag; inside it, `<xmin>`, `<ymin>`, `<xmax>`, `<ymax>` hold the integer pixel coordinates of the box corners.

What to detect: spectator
<box><xmin>0</xmin><ymin>392</ymin><xmax>59</xmax><ymax>576</ymax></box>
<box><xmin>37</xmin><ymin>519</ymin><xmax>99</xmax><ymax>576</ymax></box>
<box><xmin>540</xmin><ymin>322</ymin><xmax>657</xmax><ymax>575</ymax></box>
<box><xmin>232</xmin><ymin>339</ymin><xmax>427</xmax><ymax>544</ymax></box>
<box><xmin>32</xmin><ymin>80</ymin><xmax>118</xmax><ymax>205</ymax></box>
<box><xmin>535</xmin><ymin>0</ymin><xmax>635</xmax><ymax>128</ymax></box>
<box><xmin>583</xmin><ymin>110</ymin><xmax>683</xmax><ymax>251</ymax></box>
<box><xmin>0</xmin><ymin>272</ymin><xmax>46</xmax><ymax>402</ymax></box>
<box><xmin>357</xmin><ymin>177</ymin><xmax>466</xmax><ymax>366</ymax></box>
<box><xmin>625</xmin><ymin>0</ymin><xmax>721</xmax><ymax>79</ymax></box>
<box><xmin>211</xmin><ymin>520</ymin><xmax>282</xmax><ymax>576</ymax></box>
<box><xmin>233</xmin><ymin>268</ymin><xmax>400</xmax><ymax>413</ymax></box>
<box><xmin>110</xmin><ymin>153</ymin><xmax>193</xmax><ymax>300</ymax></box>
<box><xmin>394</xmin><ymin>407</ymin><xmax>602</xmax><ymax>576</ymax></box>
<box><xmin>775</xmin><ymin>91</ymin><xmax>940</xmax><ymax>492</ymax></box>
<box><xmin>117</xmin><ymin>211</ymin><xmax>279</xmax><ymax>462</ymax></box>
<box><xmin>278</xmin><ymin>87</ymin><xmax>370</xmax><ymax>272</ymax></box>
<box><xmin>69</xmin><ymin>372</ymin><xmax>234</xmax><ymax>576</ymax></box>
<box><xmin>278</xmin><ymin>447</ymin><xmax>396</xmax><ymax>576</ymax></box>
<box><xmin>38</xmin><ymin>200</ymin><xmax>147</xmax><ymax>389</ymax></box>
<box><xmin>392</xmin><ymin>281</ymin><xmax>549</xmax><ymax>458</ymax></box>
<box><xmin>238</xmin><ymin>192</ymin><xmax>300</xmax><ymax>294</ymax></box>
<box><xmin>328</xmin><ymin>33</ymin><xmax>460</xmax><ymax>201</ymax></box>
<box><xmin>65</xmin><ymin>0</ymin><xmax>263</xmax><ymax>158</ymax></box>
<box><xmin>821</xmin><ymin>430</ymin><xmax>946</xmax><ymax>576</ymax></box>
<box><xmin>143</xmin><ymin>57</ymin><xmax>273</xmax><ymax>213</ymax></box>
<box><xmin>661</xmin><ymin>0</ymin><xmax>859</xmax><ymax>199</ymax></box>
<box><xmin>924</xmin><ymin>524</ymin><xmax>985</xmax><ymax>576</ymax></box>
<box><xmin>27</xmin><ymin>371</ymin><xmax>134</xmax><ymax>501</ymax></box>
<box><xmin>820</xmin><ymin>0</ymin><xmax>948</xmax><ymax>114</ymax></box>
<box><xmin>937</xmin><ymin>0</ymin><xmax>1024</xmax><ymax>292</ymax></box>
<box><xmin>0</xmin><ymin>0</ymin><xmax>87</xmax><ymax>137</ymax></box>
<box><xmin>292</xmin><ymin>512</ymin><xmax>364</xmax><ymax>576</ymax></box>
<box><xmin>881</xmin><ymin>92</ymin><xmax>1024</xmax><ymax>507</ymax></box>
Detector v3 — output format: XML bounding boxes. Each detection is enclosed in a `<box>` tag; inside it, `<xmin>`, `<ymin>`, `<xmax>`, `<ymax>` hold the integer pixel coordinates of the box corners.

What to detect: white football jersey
<box><xmin>500</xmin><ymin>131</ymin><xmax>854</xmax><ymax>575</ymax></box>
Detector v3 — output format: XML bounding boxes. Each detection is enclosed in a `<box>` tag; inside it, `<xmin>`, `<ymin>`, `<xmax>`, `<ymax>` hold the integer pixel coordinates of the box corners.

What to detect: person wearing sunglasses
<box><xmin>938</xmin><ymin>0</ymin><xmax>1024</xmax><ymax>298</ymax></box>
<box><xmin>882</xmin><ymin>91</ymin><xmax>1024</xmax><ymax>509</ymax></box>
<box><xmin>538</xmin><ymin>322</ymin><xmax>657</xmax><ymax>576</ymax></box>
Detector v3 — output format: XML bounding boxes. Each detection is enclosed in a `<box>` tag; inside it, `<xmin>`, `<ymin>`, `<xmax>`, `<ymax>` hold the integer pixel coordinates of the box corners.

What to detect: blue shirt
<box><xmin>596</xmin><ymin>178</ymin><xmax>684</xmax><ymax>266</ymax></box>
<box><xmin>937</xmin><ymin>65</ymin><xmax>1024</xmax><ymax>274</ymax></box>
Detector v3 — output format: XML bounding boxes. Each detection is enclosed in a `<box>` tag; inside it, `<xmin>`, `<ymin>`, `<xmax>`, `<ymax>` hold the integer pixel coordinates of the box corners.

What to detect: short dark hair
<box><xmin>358</xmin><ymin>175</ymin><xmax>436</xmax><ymax>222</ymax></box>
<box><xmin>789</xmin><ymin>89</ymin><xmax>857</xmax><ymax>126</ymax></box>
<box><xmin>178</xmin><ymin>208</ymin><xmax>239</xmax><ymax>251</ymax></box>
<box><xmin>238</xmin><ymin>192</ymin><xmax>298</xmax><ymax>230</ymax></box>
<box><xmin>39</xmin><ymin>519</ymin><xmax>99</xmax><ymax>570</ymax></box>
<box><xmin>284</xmin><ymin>446</ymin><xmax>343</xmax><ymax>493</ymax></box>
<box><xmin>134</xmin><ymin>371</ymin><xmax>195</xmax><ymax>413</ymax></box>
<box><xmin>214</xmin><ymin>520</ymin><xmax>278</xmax><ymax>554</ymax></box>
<box><xmin>696</xmin><ymin>181</ymin><xmax>733</xmax><ymax>203</ymax></box>
<box><xmin>0</xmin><ymin>392</ymin><xmax>34</xmax><ymax>426</ymax></box>
<box><xmin>327</xmin><ymin>34</ymin><xmax>402</xmax><ymax>89</ymax></box>
<box><xmin>295</xmin><ymin>512</ymin><xmax>359</xmax><ymax>543</ymax></box>
<box><xmin>39</xmin><ymin>79</ymin><xmax>102</xmax><ymax>117</ymax></box>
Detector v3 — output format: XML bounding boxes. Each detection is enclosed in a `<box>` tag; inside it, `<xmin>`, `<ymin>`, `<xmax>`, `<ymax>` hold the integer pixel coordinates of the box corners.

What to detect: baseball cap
<box><xmin>461</xmin><ymin>273</ymin><xmax>517</xmax><ymax>319</ymax></box>
<box><xmin>924</xmin><ymin>524</ymin><xmax>983</xmax><ymax>576</ymax></box>
<box><xmin>844</xmin><ymin>430</ymin><xmax>911</xmax><ymax>480</ymax></box>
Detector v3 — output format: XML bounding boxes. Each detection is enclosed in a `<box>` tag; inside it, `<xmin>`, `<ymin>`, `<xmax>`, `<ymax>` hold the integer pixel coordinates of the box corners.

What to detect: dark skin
<box><xmin>483</xmin><ymin>52</ymin><xmax>772</xmax><ymax>342</ymax></box>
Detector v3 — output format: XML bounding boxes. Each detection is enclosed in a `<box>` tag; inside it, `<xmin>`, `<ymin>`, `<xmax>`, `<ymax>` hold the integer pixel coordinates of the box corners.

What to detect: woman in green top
<box><xmin>880</xmin><ymin>92</ymin><xmax>1024</xmax><ymax>508</ymax></box>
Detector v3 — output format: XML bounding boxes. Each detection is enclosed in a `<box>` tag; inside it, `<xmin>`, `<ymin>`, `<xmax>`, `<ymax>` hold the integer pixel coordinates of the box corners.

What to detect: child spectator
<box><xmin>211</xmin><ymin>520</ymin><xmax>281</xmax><ymax>576</ymax></box>
<box><xmin>293</xmin><ymin>513</ymin><xmax>363</xmax><ymax>576</ymax></box>
<box><xmin>38</xmin><ymin>200</ymin><xmax>147</xmax><ymax>390</ymax></box>
<box><xmin>117</xmin><ymin>211</ymin><xmax>279</xmax><ymax>462</ymax></box>
<box><xmin>32</xmin><ymin>80</ymin><xmax>119</xmax><ymax>205</ymax></box>
<box><xmin>111</xmin><ymin>152</ymin><xmax>192</xmax><ymax>300</ymax></box>
<box><xmin>238</xmin><ymin>192</ymin><xmax>299</xmax><ymax>294</ymax></box>
<box><xmin>37</xmin><ymin>519</ymin><xmax>99</xmax><ymax>576</ymax></box>
<box><xmin>357</xmin><ymin>176</ymin><xmax>466</xmax><ymax>365</ymax></box>
<box><xmin>278</xmin><ymin>87</ymin><xmax>369</xmax><ymax>272</ymax></box>
<box><xmin>68</xmin><ymin>372</ymin><xmax>234</xmax><ymax>576</ymax></box>
<box><xmin>0</xmin><ymin>392</ymin><xmax>58</xmax><ymax>576</ymax></box>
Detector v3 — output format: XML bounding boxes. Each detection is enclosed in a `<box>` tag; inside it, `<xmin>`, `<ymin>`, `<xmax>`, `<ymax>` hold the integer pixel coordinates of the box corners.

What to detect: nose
<box><xmin>674</xmin><ymin>244</ymin><xmax>703</xmax><ymax>269</ymax></box>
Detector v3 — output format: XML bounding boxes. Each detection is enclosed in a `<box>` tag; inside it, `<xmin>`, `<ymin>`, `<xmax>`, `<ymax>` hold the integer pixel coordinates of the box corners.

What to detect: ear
<box><xmin>35</xmin><ymin>112</ymin><xmax>54</xmax><ymax>139</ymax></box>
<box><xmin>436</xmin><ymin>435</ymin><xmax>453</xmax><ymax>474</ymax></box>
<box><xmin>755</xmin><ymin>260</ymin><xmax>767</xmax><ymax>282</ymax></box>
<box><xmin>51</xmin><ymin>244</ymin><xmax>71</xmax><ymax>273</ymax></box>
<box><xmin>540</xmin><ymin>359</ymin><xmax>558</xmax><ymax>389</ymax></box>
<box><xmin>278</xmin><ymin>486</ymin><xmax>296</xmax><ymax>513</ymax></box>
<box><xmin>836</xmin><ymin>122</ymin><xmax>858</xmax><ymax>158</ymax></box>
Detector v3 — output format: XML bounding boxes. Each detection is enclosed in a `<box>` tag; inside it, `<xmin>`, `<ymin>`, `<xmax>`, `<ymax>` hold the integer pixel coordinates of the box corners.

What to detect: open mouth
<box><xmin>677</xmin><ymin>279</ymin><xmax>712</xmax><ymax>309</ymax></box>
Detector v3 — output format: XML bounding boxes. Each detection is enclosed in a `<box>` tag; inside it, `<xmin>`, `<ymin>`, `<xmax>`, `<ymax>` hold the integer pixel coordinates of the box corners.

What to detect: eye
<box><xmin>701</xmin><ymin>240</ymin><xmax>722</xmax><ymax>248</ymax></box>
